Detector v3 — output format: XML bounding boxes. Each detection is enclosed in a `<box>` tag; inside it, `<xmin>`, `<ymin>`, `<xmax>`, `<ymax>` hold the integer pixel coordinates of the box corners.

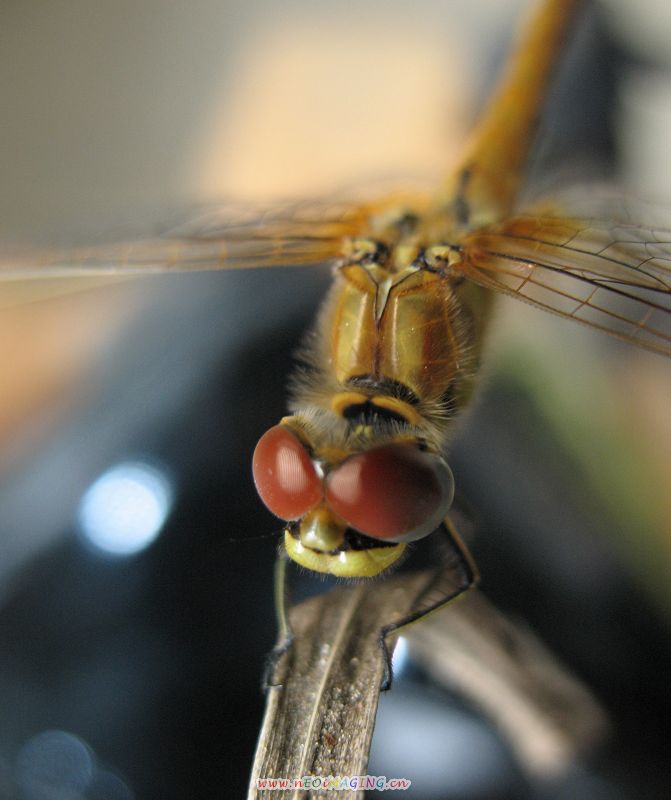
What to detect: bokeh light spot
<box><xmin>78</xmin><ymin>461</ymin><xmax>173</xmax><ymax>556</ymax></box>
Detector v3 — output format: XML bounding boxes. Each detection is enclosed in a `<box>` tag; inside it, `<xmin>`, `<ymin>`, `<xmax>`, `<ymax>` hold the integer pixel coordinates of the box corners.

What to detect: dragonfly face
<box><xmin>253</xmin><ymin>419</ymin><xmax>455</xmax><ymax>577</ymax></box>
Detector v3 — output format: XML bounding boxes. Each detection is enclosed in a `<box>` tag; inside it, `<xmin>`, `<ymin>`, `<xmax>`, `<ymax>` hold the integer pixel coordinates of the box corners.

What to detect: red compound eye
<box><xmin>252</xmin><ymin>425</ymin><xmax>322</xmax><ymax>520</ymax></box>
<box><xmin>325</xmin><ymin>443</ymin><xmax>454</xmax><ymax>542</ymax></box>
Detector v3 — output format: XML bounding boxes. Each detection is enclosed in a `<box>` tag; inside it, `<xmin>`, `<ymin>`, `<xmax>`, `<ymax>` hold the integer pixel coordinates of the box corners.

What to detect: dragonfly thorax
<box><xmin>291</xmin><ymin>232</ymin><xmax>492</xmax><ymax>447</ymax></box>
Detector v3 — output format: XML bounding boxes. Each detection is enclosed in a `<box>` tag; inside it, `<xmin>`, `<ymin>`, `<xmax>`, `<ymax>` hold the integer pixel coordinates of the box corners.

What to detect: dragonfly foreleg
<box><xmin>262</xmin><ymin>546</ymin><xmax>295</xmax><ymax>691</ymax></box>
<box><xmin>378</xmin><ymin>516</ymin><xmax>479</xmax><ymax>691</ymax></box>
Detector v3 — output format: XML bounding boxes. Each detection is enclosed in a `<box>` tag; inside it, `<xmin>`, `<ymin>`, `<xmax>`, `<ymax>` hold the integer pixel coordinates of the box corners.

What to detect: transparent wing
<box><xmin>0</xmin><ymin>198</ymin><xmax>374</xmax><ymax>280</ymax></box>
<box><xmin>457</xmin><ymin>195</ymin><xmax>671</xmax><ymax>357</ymax></box>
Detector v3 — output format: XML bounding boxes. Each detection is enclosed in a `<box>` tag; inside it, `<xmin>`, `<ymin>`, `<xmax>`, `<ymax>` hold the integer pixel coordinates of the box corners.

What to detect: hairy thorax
<box><xmin>290</xmin><ymin>211</ymin><xmax>494</xmax><ymax>448</ymax></box>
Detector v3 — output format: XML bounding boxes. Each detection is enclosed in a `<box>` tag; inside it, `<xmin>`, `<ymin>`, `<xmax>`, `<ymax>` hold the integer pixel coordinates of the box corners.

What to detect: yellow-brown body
<box><xmin>289</xmin><ymin>223</ymin><xmax>494</xmax><ymax>454</ymax></box>
<box><xmin>325</xmin><ymin>256</ymin><xmax>492</xmax><ymax>437</ymax></box>
<box><xmin>280</xmin><ymin>228</ymin><xmax>493</xmax><ymax>577</ymax></box>
<box><xmin>280</xmin><ymin>0</ymin><xmax>579</xmax><ymax>576</ymax></box>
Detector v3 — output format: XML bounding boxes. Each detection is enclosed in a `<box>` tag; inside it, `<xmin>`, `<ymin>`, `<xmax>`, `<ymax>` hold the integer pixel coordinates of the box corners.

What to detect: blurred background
<box><xmin>0</xmin><ymin>0</ymin><xmax>670</xmax><ymax>797</ymax></box>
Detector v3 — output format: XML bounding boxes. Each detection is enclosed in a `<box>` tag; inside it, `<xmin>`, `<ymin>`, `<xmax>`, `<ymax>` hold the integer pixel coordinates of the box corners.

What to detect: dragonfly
<box><xmin>2</xmin><ymin>0</ymin><xmax>670</xmax><ymax>602</ymax></box>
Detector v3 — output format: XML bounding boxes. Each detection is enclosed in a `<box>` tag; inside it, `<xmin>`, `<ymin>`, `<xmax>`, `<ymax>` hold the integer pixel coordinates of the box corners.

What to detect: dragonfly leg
<box><xmin>262</xmin><ymin>545</ymin><xmax>295</xmax><ymax>691</ymax></box>
<box><xmin>378</xmin><ymin>516</ymin><xmax>479</xmax><ymax>691</ymax></box>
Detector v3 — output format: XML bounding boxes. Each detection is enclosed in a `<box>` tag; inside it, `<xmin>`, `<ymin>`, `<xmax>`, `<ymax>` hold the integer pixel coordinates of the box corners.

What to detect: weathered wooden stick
<box><xmin>248</xmin><ymin>570</ymin><xmax>607</xmax><ymax>799</ymax></box>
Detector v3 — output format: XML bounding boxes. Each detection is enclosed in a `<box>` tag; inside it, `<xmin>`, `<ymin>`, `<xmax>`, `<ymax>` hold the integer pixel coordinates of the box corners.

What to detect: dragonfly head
<box><xmin>252</xmin><ymin>421</ymin><xmax>455</xmax><ymax>577</ymax></box>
